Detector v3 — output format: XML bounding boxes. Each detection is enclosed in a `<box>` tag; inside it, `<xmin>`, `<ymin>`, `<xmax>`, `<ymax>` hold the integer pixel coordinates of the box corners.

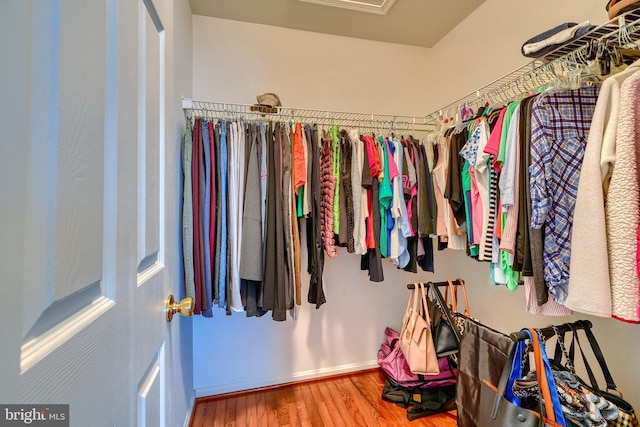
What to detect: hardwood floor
<box><xmin>190</xmin><ymin>369</ymin><xmax>457</xmax><ymax>427</ymax></box>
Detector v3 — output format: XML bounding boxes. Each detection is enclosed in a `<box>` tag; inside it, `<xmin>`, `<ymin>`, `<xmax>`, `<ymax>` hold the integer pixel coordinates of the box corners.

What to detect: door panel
<box><xmin>138</xmin><ymin>0</ymin><xmax>164</xmax><ymax>272</ymax></box>
<box><xmin>0</xmin><ymin>0</ymin><xmax>174</xmax><ymax>425</ymax></box>
<box><xmin>137</xmin><ymin>345</ymin><xmax>165</xmax><ymax>427</ymax></box>
<box><xmin>19</xmin><ymin>0</ymin><xmax>117</xmax><ymax>380</ymax></box>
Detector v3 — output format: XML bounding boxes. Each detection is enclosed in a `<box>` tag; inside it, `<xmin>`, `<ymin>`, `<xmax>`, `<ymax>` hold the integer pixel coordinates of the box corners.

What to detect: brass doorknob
<box><xmin>165</xmin><ymin>294</ymin><xmax>194</xmax><ymax>322</ymax></box>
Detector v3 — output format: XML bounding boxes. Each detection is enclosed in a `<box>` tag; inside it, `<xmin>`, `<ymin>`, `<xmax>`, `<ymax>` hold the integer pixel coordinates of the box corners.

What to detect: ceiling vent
<box><xmin>298</xmin><ymin>0</ymin><xmax>396</xmax><ymax>15</ymax></box>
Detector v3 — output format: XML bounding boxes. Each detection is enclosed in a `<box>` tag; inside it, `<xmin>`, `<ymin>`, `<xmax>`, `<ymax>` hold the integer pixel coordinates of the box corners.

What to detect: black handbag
<box><xmin>426</xmin><ymin>281</ymin><xmax>461</xmax><ymax>358</ymax></box>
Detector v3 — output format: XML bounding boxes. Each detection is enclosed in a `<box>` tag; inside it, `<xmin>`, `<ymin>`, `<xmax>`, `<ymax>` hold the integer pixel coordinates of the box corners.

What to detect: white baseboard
<box><xmin>194</xmin><ymin>360</ymin><xmax>379</xmax><ymax>398</ymax></box>
<box><xmin>183</xmin><ymin>391</ymin><xmax>196</xmax><ymax>427</ymax></box>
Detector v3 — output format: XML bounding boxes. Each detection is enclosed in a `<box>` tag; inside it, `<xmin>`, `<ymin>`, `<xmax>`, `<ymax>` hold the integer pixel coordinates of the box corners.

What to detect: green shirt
<box><xmin>330</xmin><ymin>126</ymin><xmax>341</xmax><ymax>234</ymax></box>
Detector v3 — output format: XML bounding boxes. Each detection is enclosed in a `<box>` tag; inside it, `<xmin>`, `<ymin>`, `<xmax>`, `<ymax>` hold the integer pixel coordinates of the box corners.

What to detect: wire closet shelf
<box><xmin>426</xmin><ymin>7</ymin><xmax>640</xmax><ymax>123</ymax></box>
<box><xmin>182</xmin><ymin>98</ymin><xmax>436</xmax><ymax>134</ymax></box>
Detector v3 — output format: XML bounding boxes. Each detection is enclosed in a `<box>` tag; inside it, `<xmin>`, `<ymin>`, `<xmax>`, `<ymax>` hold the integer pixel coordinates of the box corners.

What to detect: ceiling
<box><xmin>189</xmin><ymin>0</ymin><xmax>486</xmax><ymax>48</ymax></box>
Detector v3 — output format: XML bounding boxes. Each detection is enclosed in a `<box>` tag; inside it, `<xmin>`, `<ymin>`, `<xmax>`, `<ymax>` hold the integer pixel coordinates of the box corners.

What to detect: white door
<box><xmin>0</xmin><ymin>0</ymin><xmax>181</xmax><ymax>426</ymax></box>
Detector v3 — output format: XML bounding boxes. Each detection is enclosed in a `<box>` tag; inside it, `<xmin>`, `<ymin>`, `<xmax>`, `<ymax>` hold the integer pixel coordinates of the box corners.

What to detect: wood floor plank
<box><xmin>336</xmin><ymin>378</ymin><xmax>380</xmax><ymax>426</ymax></box>
<box><xmin>190</xmin><ymin>369</ymin><xmax>458</xmax><ymax>427</ymax></box>
<box><xmin>244</xmin><ymin>391</ymin><xmax>258</xmax><ymax>427</ymax></box>
<box><xmin>290</xmin><ymin>384</ymin><xmax>311</xmax><ymax>427</ymax></box>
<box><xmin>273</xmin><ymin>388</ymin><xmax>291</xmax><ymax>426</ymax></box>
<box><xmin>190</xmin><ymin>401</ymin><xmax>206</xmax><ymax>427</ymax></box>
<box><xmin>212</xmin><ymin>399</ymin><xmax>226</xmax><ymax>427</ymax></box>
<box><xmin>224</xmin><ymin>396</ymin><xmax>237</xmax><ymax>427</ymax></box>
<box><xmin>281</xmin><ymin>386</ymin><xmax>301</xmax><ymax>427</ymax></box>
<box><xmin>254</xmin><ymin>391</ymin><xmax>267</xmax><ymax>427</ymax></box>
<box><xmin>354</xmin><ymin>375</ymin><xmax>409</xmax><ymax>426</ymax></box>
<box><xmin>298</xmin><ymin>383</ymin><xmax>324</xmax><ymax>427</ymax></box>
<box><xmin>201</xmin><ymin>401</ymin><xmax>217</xmax><ymax>427</ymax></box>
<box><xmin>316</xmin><ymin>401</ymin><xmax>334</xmax><ymax>427</ymax></box>
<box><xmin>324</xmin><ymin>376</ymin><xmax>371</xmax><ymax>427</ymax></box>
<box><xmin>235</xmin><ymin>394</ymin><xmax>246</xmax><ymax>427</ymax></box>
<box><xmin>263</xmin><ymin>386</ymin><xmax>279</xmax><ymax>427</ymax></box>
<box><xmin>315</xmin><ymin>380</ymin><xmax>347</xmax><ymax>427</ymax></box>
<box><xmin>348</xmin><ymin>371</ymin><xmax>390</xmax><ymax>426</ymax></box>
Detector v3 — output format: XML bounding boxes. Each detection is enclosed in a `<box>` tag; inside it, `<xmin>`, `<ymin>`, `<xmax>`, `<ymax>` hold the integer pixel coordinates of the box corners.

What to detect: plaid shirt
<box><xmin>529</xmin><ymin>85</ymin><xmax>600</xmax><ymax>304</ymax></box>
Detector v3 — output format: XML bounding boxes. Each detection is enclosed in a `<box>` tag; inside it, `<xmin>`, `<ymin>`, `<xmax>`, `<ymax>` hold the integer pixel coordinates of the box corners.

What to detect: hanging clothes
<box><xmin>418</xmin><ymin>139</ymin><xmax>436</xmax><ymax>273</ymax></box>
<box><xmin>515</xmin><ymin>95</ymin><xmax>537</xmax><ymax>280</ymax></box>
<box><xmin>181</xmin><ymin>114</ymin><xmax>446</xmax><ymax>318</ymax></box>
<box><xmin>361</xmin><ymin>134</ymin><xmax>384</xmax><ymax>282</ymax></box>
<box><xmin>340</xmin><ymin>130</ymin><xmax>355</xmax><ymax>252</ymax></box>
<box><xmin>240</xmin><ymin>123</ymin><xmax>264</xmax><ymax>317</ymax></box>
<box><xmin>192</xmin><ymin>119</ymin><xmax>204</xmax><ymax>314</ymax></box>
<box><xmin>529</xmin><ymin>84</ymin><xmax>600</xmax><ymax>305</ymax></box>
<box><xmin>568</xmin><ymin>60</ymin><xmax>640</xmax><ymax>319</ymax></box>
<box><xmin>350</xmin><ymin>129</ymin><xmax>367</xmax><ymax>255</ymax></box>
<box><xmin>320</xmin><ymin>132</ymin><xmax>337</xmax><ymax>258</ymax></box>
<box><xmin>498</xmin><ymin>104</ymin><xmax>521</xmax><ymax>291</ymax></box>
<box><xmin>227</xmin><ymin>122</ymin><xmax>245</xmax><ymax>312</ymax></box>
<box><xmin>378</xmin><ymin>135</ymin><xmax>392</xmax><ymax>258</ymax></box>
<box><xmin>182</xmin><ymin>119</ymin><xmax>196</xmax><ymax>307</ymax></box>
<box><xmin>282</xmin><ymin>125</ymin><xmax>295</xmax><ymax>312</ymax></box>
<box><xmin>445</xmin><ymin>129</ymin><xmax>468</xmax><ymax>226</ymax></box>
<box><xmin>607</xmin><ymin>70</ymin><xmax>640</xmax><ymax>323</ymax></box>
<box><xmin>330</xmin><ymin>126</ymin><xmax>341</xmax><ymax>237</ymax></box>
<box><xmin>200</xmin><ymin>120</ymin><xmax>213</xmax><ymax>316</ymax></box>
<box><xmin>306</xmin><ymin>124</ymin><xmax>327</xmax><ymax>309</ymax></box>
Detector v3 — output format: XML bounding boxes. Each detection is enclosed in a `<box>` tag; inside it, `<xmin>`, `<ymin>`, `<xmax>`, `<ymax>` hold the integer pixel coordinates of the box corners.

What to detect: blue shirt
<box><xmin>217</xmin><ymin>120</ymin><xmax>228</xmax><ymax>309</ymax></box>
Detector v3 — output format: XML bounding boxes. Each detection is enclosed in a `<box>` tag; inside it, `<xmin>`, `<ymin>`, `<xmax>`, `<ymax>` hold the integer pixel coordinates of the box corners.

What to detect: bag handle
<box><xmin>568</xmin><ymin>321</ymin><xmax>618</xmax><ymax>394</ymax></box>
<box><xmin>568</xmin><ymin>324</ymin><xmax>602</xmax><ymax>393</ymax></box>
<box><xmin>403</xmin><ymin>284</ymin><xmax>419</xmax><ymax>336</ymax></box>
<box><xmin>551</xmin><ymin>324</ymin><xmax>576</xmax><ymax>373</ymax></box>
<box><xmin>445</xmin><ymin>280</ymin><xmax>458</xmax><ymax>312</ymax></box>
<box><xmin>406</xmin><ymin>283</ymin><xmax>432</xmax><ymax>337</ymax></box>
<box><xmin>528</xmin><ymin>328</ymin><xmax>562</xmax><ymax>425</ymax></box>
<box><xmin>416</xmin><ymin>282</ymin><xmax>433</xmax><ymax>325</ymax></box>
<box><xmin>453</xmin><ymin>278</ymin><xmax>471</xmax><ymax>317</ymax></box>
<box><xmin>578</xmin><ymin>320</ymin><xmax>618</xmax><ymax>392</ymax></box>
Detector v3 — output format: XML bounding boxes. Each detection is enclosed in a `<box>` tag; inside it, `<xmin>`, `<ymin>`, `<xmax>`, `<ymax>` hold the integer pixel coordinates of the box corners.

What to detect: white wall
<box><xmin>191</xmin><ymin>0</ymin><xmax>640</xmax><ymax>407</ymax></box>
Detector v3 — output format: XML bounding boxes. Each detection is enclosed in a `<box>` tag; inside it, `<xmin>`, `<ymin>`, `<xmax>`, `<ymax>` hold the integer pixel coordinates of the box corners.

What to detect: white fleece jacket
<box><xmin>566</xmin><ymin>61</ymin><xmax>640</xmax><ymax>317</ymax></box>
<box><xmin>608</xmin><ymin>69</ymin><xmax>640</xmax><ymax>323</ymax></box>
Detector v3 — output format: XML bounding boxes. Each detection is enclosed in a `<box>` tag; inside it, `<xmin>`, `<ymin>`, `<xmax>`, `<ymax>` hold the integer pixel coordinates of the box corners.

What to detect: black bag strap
<box><xmin>552</xmin><ymin>327</ymin><xmax>566</xmax><ymax>366</ymax></box>
<box><xmin>551</xmin><ymin>324</ymin><xmax>575</xmax><ymax>373</ymax></box>
<box><xmin>567</xmin><ymin>324</ymin><xmax>601</xmax><ymax>393</ymax></box>
<box><xmin>577</xmin><ymin>320</ymin><xmax>618</xmax><ymax>391</ymax></box>
<box><xmin>567</xmin><ymin>322</ymin><xmax>618</xmax><ymax>394</ymax></box>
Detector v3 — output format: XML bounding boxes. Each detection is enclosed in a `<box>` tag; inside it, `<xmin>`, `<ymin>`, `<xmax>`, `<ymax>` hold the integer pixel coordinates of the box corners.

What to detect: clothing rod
<box><xmin>509</xmin><ymin>320</ymin><xmax>594</xmax><ymax>342</ymax></box>
<box><xmin>182</xmin><ymin>98</ymin><xmax>437</xmax><ymax>132</ymax></box>
<box><xmin>426</xmin><ymin>7</ymin><xmax>640</xmax><ymax>123</ymax></box>
<box><xmin>406</xmin><ymin>279</ymin><xmax>463</xmax><ymax>289</ymax></box>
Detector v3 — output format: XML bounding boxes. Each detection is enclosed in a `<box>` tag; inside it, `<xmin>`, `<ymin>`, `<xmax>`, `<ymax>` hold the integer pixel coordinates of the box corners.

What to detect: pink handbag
<box><xmin>399</xmin><ymin>282</ymin><xmax>440</xmax><ymax>375</ymax></box>
<box><xmin>378</xmin><ymin>326</ymin><xmax>457</xmax><ymax>388</ymax></box>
